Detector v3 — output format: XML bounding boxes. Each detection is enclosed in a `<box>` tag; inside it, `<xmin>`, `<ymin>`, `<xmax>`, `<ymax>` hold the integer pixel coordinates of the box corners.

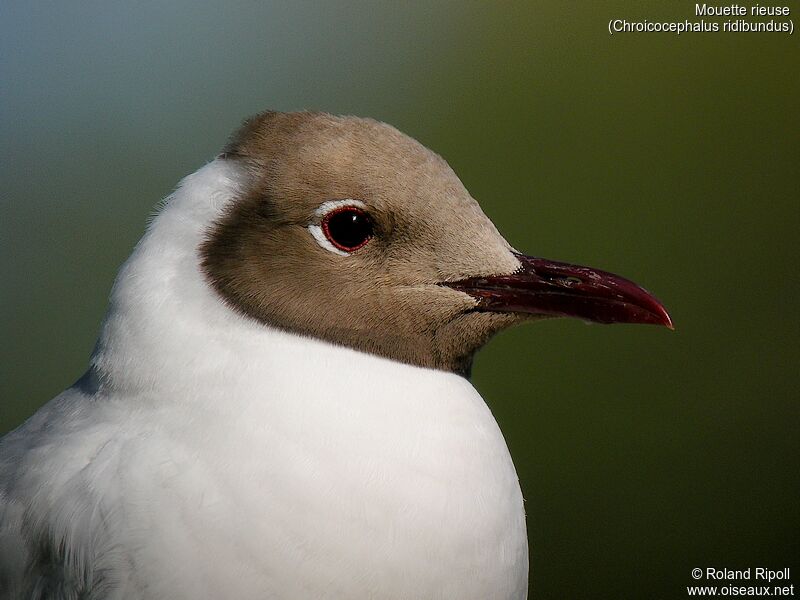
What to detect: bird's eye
<box><xmin>322</xmin><ymin>207</ymin><xmax>373</xmax><ymax>252</ymax></box>
<box><xmin>308</xmin><ymin>198</ymin><xmax>374</xmax><ymax>256</ymax></box>
<box><xmin>308</xmin><ymin>200</ymin><xmax>373</xmax><ymax>256</ymax></box>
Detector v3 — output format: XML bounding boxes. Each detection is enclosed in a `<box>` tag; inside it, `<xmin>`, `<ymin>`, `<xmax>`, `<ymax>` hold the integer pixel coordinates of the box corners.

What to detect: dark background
<box><xmin>2</xmin><ymin>2</ymin><xmax>798</xmax><ymax>598</ymax></box>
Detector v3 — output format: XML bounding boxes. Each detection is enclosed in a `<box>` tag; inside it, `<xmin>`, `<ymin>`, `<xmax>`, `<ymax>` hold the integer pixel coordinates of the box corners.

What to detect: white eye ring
<box><xmin>308</xmin><ymin>199</ymin><xmax>368</xmax><ymax>256</ymax></box>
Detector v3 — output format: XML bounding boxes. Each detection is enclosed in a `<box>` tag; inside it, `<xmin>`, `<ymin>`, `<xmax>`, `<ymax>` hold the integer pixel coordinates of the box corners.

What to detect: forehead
<box><xmin>226</xmin><ymin>111</ymin><xmax>471</xmax><ymax>220</ymax></box>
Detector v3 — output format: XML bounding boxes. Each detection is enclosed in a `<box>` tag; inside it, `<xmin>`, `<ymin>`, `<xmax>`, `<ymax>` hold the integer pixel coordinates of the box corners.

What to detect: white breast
<box><xmin>110</xmin><ymin>335</ymin><xmax>528</xmax><ymax>599</ymax></box>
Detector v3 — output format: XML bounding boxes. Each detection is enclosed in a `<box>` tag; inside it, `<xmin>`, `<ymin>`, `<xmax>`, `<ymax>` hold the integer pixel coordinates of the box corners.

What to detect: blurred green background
<box><xmin>2</xmin><ymin>2</ymin><xmax>798</xmax><ymax>598</ymax></box>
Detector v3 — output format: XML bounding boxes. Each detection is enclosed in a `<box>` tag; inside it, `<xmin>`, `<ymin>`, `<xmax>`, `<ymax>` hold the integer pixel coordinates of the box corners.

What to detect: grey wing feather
<box><xmin>0</xmin><ymin>385</ymin><xmax>132</xmax><ymax>600</ymax></box>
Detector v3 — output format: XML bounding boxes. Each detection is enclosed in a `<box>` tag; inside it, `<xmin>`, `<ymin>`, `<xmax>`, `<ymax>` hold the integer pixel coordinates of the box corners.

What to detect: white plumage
<box><xmin>0</xmin><ymin>160</ymin><xmax>528</xmax><ymax>599</ymax></box>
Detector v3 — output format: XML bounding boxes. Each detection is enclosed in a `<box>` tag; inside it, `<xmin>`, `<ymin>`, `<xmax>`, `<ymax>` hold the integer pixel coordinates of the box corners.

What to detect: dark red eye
<box><xmin>322</xmin><ymin>207</ymin><xmax>374</xmax><ymax>252</ymax></box>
